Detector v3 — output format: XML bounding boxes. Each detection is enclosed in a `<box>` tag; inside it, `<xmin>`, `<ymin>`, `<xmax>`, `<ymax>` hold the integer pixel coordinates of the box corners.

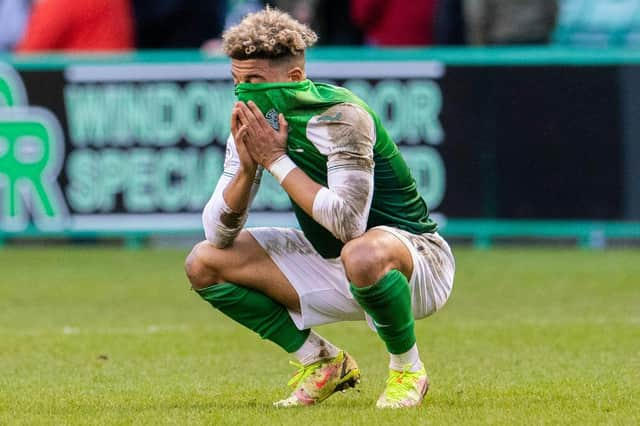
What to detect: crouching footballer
<box><xmin>185</xmin><ymin>7</ymin><xmax>455</xmax><ymax>409</ymax></box>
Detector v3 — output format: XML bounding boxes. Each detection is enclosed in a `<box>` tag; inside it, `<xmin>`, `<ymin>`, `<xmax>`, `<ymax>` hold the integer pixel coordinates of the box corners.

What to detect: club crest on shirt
<box><xmin>265</xmin><ymin>108</ymin><xmax>280</xmax><ymax>131</ymax></box>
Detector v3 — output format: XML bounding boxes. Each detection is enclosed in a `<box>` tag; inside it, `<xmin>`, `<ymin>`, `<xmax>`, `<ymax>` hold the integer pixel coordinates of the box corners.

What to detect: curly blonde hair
<box><xmin>222</xmin><ymin>7</ymin><xmax>318</xmax><ymax>60</ymax></box>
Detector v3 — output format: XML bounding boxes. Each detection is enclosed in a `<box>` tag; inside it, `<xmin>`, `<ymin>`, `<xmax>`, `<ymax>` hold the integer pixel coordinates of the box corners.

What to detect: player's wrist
<box><xmin>268</xmin><ymin>155</ymin><xmax>297</xmax><ymax>184</ymax></box>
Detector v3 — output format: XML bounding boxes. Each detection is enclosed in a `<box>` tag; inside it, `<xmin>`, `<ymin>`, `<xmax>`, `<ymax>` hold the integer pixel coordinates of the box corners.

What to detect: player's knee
<box><xmin>184</xmin><ymin>242</ymin><xmax>222</xmax><ymax>290</ymax></box>
<box><xmin>341</xmin><ymin>238</ymin><xmax>388</xmax><ymax>287</ymax></box>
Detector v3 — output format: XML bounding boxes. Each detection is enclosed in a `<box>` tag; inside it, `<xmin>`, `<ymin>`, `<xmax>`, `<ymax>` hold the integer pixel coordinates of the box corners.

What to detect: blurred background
<box><xmin>4</xmin><ymin>0</ymin><xmax>640</xmax><ymax>51</ymax></box>
<box><xmin>1</xmin><ymin>0</ymin><xmax>640</xmax><ymax>248</ymax></box>
<box><xmin>1</xmin><ymin>3</ymin><xmax>639</xmax><ymax>423</ymax></box>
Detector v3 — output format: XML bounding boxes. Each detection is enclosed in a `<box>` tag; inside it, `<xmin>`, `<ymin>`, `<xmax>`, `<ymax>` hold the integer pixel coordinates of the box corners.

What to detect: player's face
<box><xmin>231</xmin><ymin>58</ymin><xmax>302</xmax><ymax>85</ymax></box>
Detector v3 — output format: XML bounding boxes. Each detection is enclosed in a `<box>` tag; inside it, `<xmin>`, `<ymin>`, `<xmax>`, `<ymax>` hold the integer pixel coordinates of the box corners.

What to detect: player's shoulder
<box><xmin>308</xmin><ymin>80</ymin><xmax>375</xmax><ymax>128</ymax></box>
<box><xmin>308</xmin><ymin>102</ymin><xmax>375</xmax><ymax>139</ymax></box>
<box><xmin>306</xmin><ymin>102</ymin><xmax>376</xmax><ymax>155</ymax></box>
<box><xmin>316</xmin><ymin>102</ymin><xmax>372</xmax><ymax>125</ymax></box>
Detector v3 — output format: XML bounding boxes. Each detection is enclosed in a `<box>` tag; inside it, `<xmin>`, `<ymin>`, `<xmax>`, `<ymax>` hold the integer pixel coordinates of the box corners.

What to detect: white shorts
<box><xmin>247</xmin><ymin>226</ymin><xmax>455</xmax><ymax>330</ymax></box>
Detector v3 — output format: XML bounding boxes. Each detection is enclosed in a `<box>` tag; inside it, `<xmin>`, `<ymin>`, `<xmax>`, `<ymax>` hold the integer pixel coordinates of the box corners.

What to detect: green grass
<box><xmin>1</xmin><ymin>246</ymin><xmax>638</xmax><ymax>425</ymax></box>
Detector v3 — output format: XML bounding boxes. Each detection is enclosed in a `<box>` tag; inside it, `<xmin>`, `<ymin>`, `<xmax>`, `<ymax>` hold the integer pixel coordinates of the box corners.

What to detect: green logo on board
<box><xmin>0</xmin><ymin>65</ymin><xmax>26</xmax><ymax>107</ymax></box>
<box><xmin>0</xmin><ymin>63</ymin><xmax>67</xmax><ymax>231</ymax></box>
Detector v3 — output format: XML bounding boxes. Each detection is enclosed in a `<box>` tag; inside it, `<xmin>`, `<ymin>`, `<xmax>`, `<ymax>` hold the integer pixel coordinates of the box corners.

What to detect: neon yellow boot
<box><xmin>274</xmin><ymin>350</ymin><xmax>360</xmax><ymax>407</ymax></box>
<box><xmin>376</xmin><ymin>364</ymin><xmax>429</xmax><ymax>409</ymax></box>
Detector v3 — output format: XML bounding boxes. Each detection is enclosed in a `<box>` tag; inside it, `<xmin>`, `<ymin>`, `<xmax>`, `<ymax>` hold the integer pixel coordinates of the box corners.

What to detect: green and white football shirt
<box><xmin>204</xmin><ymin>79</ymin><xmax>436</xmax><ymax>259</ymax></box>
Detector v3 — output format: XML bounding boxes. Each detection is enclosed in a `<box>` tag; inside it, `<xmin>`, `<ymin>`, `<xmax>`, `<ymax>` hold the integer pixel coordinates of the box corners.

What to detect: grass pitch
<box><xmin>0</xmin><ymin>246</ymin><xmax>638</xmax><ymax>425</ymax></box>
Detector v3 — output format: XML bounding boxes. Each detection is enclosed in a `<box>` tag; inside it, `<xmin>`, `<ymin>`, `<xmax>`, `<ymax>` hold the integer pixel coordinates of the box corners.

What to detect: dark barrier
<box><xmin>1</xmin><ymin>48</ymin><xmax>639</xmax><ymax>246</ymax></box>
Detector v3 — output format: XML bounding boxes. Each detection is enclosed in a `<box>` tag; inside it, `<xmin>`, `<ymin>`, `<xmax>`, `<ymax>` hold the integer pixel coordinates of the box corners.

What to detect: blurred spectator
<box><xmin>0</xmin><ymin>0</ymin><xmax>32</xmax><ymax>51</ymax></box>
<box><xmin>202</xmin><ymin>0</ymin><xmax>262</xmax><ymax>53</ymax></box>
<box><xmin>554</xmin><ymin>0</ymin><xmax>640</xmax><ymax>48</ymax></box>
<box><xmin>313</xmin><ymin>0</ymin><xmax>363</xmax><ymax>45</ymax></box>
<box><xmin>435</xmin><ymin>0</ymin><xmax>467</xmax><ymax>45</ymax></box>
<box><xmin>17</xmin><ymin>0</ymin><xmax>134</xmax><ymax>52</ymax></box>
<box><xmin>464</xmin><ymin>0</ymin><xmax>559</xmax><ymax>45</ymax></box>
<box><xmin>351</xmin><ymin>0</ymin><xmax>438</xmax><ymax>46</ymax></box>
<box><xmin>225</xmin><ymin>0</ymin><xmax>264</xmax><ymax>29</ymax></box>
<box><xmin>204</xmin><ymin>1</ymin><xmax>361</xmax><ymax>53</ymax></box>
<box><xmin>269</xmin><ymin>0</ymin><xmax>316</xmax><ymax>26</ymax></box>
<box><xmin>133</xmin><ymin>0</ymin><xmax>226</xmax><ymax>48</ymax></box>
<box><xmin>270</xmin><ymin>0</ymin><xmax>362</xmax><ymax>45</ymax></box>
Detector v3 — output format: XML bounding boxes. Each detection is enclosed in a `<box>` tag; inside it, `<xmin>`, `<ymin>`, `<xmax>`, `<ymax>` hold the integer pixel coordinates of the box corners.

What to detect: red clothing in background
<box><xmin>17</xmin><ymin>0</ymin><xmax>134</xmax><ymax>52</ymax></box>
<box><xmin>351</xmin><ymin>0</ymin><xmax>437</xmax><ymax>46</ymax></box>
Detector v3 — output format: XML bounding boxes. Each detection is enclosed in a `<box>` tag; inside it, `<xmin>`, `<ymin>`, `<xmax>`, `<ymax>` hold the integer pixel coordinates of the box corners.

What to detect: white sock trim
<box><xmin>389</xmin><ymin>343</ymin><xmax>422</xmax><ymax>372</ymax></box>
<box><xmin>293</xmin><ymin>330</ymin><xmax>340</xmax><ymax>366</ymax></box>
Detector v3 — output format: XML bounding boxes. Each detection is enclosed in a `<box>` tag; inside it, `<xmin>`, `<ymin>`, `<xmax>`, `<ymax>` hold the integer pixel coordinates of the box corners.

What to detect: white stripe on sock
<box><xmin>389</xmin><ymin>343</ymin><xmax>422</xmax><ymax>372</ymax></box>
<box><xmin>293</xmin><ymin>330</ymin><xmax>340</xmax><ymax>365</ymax></box>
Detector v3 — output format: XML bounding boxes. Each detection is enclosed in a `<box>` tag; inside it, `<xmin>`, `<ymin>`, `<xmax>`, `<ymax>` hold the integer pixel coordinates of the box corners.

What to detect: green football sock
<box><xmin>350</xmin><ymin>270</ymin><xmax>416</xmax><ymax>354</ymax></box>
<box><xmin>196</xmin><ymin>283</ymin><xmax>309</xmax><ymax>353</ymax></box>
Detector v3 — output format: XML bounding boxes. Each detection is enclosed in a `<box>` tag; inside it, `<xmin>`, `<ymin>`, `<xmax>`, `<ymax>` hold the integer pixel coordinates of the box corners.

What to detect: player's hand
<box><xmin>236</xmin><ymin>101</ymin><xmax>288</xmax><ymax>169</ymax></box>
<box><xmin>231</xmin><ymin>103</ymin><xmax>258</xmax><ymax>174</ymax></box>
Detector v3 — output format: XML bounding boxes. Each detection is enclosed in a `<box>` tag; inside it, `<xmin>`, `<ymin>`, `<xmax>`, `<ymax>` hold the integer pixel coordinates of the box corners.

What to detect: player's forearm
<box><xmin>202</xmin><ymin>168</ymin><xmax>258</xmax><ymax>248</ymax></box>
<box><xmin>223</xmin><ymin>167</ymin><xmax>257</xmax><ymax>214</ymax></box>
<box><xmin>275</xmin><ymin>158</ymin><xmax>372</xmax><ymax>243</ymax></box>
<box><xmin>310</xmin><ymin>170</ymin><xmax>373</xmax><ymax>243</ymax></box>
<box><xmin>280</xmin><ymin>167</ymin><xmax>322</xmax><ymax>216</ymax></box>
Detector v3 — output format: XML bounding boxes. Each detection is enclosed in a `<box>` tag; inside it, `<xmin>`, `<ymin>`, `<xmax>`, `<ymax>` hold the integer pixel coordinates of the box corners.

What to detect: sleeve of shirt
<box><xmin>201</xmin><ymin>134</ymin><xmax>263</xmax><ymax>248</ymax></box>
<box><xmin>308</xmin><ymin>103</ymin><xmax>375</xmax><ymax>243</ymax></box>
